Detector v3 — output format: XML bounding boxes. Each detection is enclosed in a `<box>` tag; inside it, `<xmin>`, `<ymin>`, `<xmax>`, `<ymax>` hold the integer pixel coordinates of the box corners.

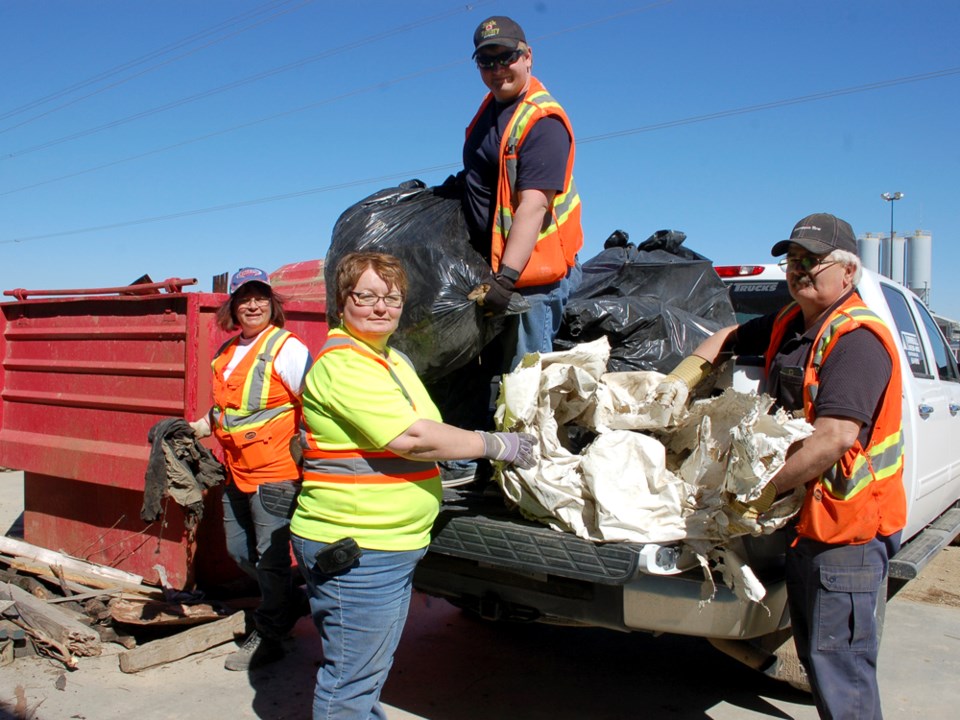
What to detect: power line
<box><xmin>0</xmin><ymin>57</ymin><xmax>468</xmax><ymax>197</ymax></box>
<box><xmin>0</xmin><ymin>0</ymin><xmax>676</xmax><ymax>194</ymax></box>
<box><xmin>1</xmin><ymin>2</ymin><xmax>492</xmax><ymax>159</ymax></box>
<box><xmin>2</xmin><ymin>65</ymin><xmax>956</xmax><ymax>247</ymax></box>
<box><xmin>0</xmin><ymin>164</ymin><xmax>459</xmax><ymax>244</ymax></box>
<box><xmin>578</xmin><ymin>66</ymin><xmax>960</xmax><ymax>144</ymax></box>
<box><xmin>0</xmin><ymin>0</ymin><xmax>313</xmax><ymax>128</ymax></box>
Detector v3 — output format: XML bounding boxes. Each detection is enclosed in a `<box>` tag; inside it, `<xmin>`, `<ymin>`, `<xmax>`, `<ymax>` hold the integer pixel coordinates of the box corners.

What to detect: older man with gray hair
<box><xmin>656</xmin><ymin>213</ymin><xmax>906</xmax><ymax>719</ymax></box>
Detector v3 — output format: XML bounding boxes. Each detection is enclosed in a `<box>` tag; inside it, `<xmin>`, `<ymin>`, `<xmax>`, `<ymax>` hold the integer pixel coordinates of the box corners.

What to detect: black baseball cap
<box><xmin>771</xmin><ymin>213</ymin><xmax>858</xmax><ymax>257</ymax></box>
<box><xmin>473</xmin><ymin>16</ymin><xmax>526</xmax><ymax>56</ymax></box>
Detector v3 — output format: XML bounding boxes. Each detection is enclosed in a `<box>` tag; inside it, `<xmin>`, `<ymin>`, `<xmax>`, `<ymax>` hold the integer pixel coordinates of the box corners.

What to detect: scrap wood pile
<box><xmin>0</xmin><ymin>535</ymin><xmax>246</xmax><ymax>673</ymax></box>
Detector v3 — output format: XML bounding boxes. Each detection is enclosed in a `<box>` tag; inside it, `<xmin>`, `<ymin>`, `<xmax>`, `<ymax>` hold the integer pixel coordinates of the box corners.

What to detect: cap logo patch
<box><xmin>481</xmin><ymin>22</ymin><xmax>500</xmax><ymax>39</ymax></box>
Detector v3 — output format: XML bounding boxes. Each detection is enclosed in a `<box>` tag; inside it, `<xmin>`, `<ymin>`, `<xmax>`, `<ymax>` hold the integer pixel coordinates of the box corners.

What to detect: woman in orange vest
<box><xmin>655</xmin><ymin>214</ymin><xmax>905</xmax><ymax>719</ymax></box>
<box><xmin>190</xmin><ymin>267</ymin><xmax>312</xmax><ymax>672</ymax></box>
<box><xmin>290</xmin><ymin>251</ymin><xmax>536</xmax><ymax>720</ymax></box>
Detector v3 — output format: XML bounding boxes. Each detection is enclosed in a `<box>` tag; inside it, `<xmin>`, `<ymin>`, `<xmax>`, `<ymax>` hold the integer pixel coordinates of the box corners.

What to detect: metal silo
<box><xmin>858</xmin><ymin>233</ymin><xmax>881</xmax><ymax>274</ymax></box>
<box><xmin>890</xmin><ymin>233</ymin><xmax>906</xmax><ymax>285</ymax></box>
<box><xmin>907</xmin><ymin>230</ymin><xmax>933</xmax><ymax>304</ymax></box>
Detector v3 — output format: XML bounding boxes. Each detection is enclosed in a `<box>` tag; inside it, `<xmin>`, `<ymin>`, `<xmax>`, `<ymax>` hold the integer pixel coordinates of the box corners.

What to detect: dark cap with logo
<box><xmin>473</xmin><ymin>16</ymin><xmax>526</xmax><ymax>56</ymax></box>
<box><xmin>770</xmin><ymin>213</ymin><xmax>858</xmax><ymax>257</ymax></box>
<box><xmin>229</xmin><ymin>267</ymin><xmax>272</xmax><ymax>295</ymax></box>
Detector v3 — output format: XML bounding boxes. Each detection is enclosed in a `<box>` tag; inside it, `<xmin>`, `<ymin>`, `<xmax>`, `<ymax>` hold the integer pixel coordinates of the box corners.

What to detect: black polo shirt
<box><xmin>733</xmin><ymin>292</ymin><xmax>892</xmax><ymax>446</ymax></box>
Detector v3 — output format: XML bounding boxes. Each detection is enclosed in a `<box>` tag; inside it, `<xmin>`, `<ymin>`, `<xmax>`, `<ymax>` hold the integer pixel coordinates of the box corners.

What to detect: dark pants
<box><xmin>785</xmin><ymin>531</ymin><xmax>899</xmax><ymax>720</ymax></box>
<box><xmin>222</xmin><ymin>482</ymin><xmax>299</xmax><ymax>640</ymax></box>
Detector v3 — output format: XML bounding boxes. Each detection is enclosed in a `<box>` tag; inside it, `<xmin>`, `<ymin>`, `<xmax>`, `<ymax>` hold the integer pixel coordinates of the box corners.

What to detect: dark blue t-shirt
<box><xmin>462</xmin><ymin>92</ymin><xmax>571</xmax><ymax>255</ymax></box>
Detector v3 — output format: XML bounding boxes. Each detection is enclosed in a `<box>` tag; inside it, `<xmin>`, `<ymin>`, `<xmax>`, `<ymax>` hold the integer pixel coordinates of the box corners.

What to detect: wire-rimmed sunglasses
<box><xmin>778</xmin><ymin>256</ymin><xmax>835</xmax><ymax>273</ymax></box>
<box><xmin>349</xmin><ymin>291</ymin><xmax>404</xmax><ymax>308</ymax></box>
<box><xmin>475</xmin><ymin>49</ymin><xmax>526</xmax><ymax>70</ymax></box>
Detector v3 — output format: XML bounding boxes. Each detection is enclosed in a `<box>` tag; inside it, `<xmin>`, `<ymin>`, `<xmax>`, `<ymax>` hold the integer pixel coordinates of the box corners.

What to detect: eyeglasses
<box><xmin>236</xmin><ymin>296</ymin><xmax>271</xmax><ymax>307</ymax></box>
<box><xmin>475</xmin><ymin>49</ymin><xmax>526</xmax><ymax>70</ymax></box>
<box><xmin>349</xmin><ymin>291</ymin><xmax>404</xmax><ymax>308</ymax></box>
<box><xmin>778</xmin><ymin>256</ymin><xmax>836</xmax><ymax>273</ymax></box>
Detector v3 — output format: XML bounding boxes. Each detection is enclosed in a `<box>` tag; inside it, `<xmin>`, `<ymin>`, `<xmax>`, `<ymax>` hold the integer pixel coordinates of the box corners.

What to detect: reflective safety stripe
<box><xmin>218</xmin><ymin>402</ymin><xmax>294</xmax><ymax>431</ymax></box>
<box><xmin>822</xmin><ymin>429</ymin><xmax>905</xmax><ymax>497</ymax></box>
<box><xmin>302</xmin><ymin>448</ymin><xmax>433</xmax><ymax>481</ymax></box>
<box><xmin>811</xmin><ymin>308</ymin><xmax>881</xmax><ymax>371</ymax></box>
<box><xmin>766</xmin><ymin>292</ymin><xmax>906</xmax><ymax>543</ymax></box>
<box><xmin>497</xmin><ymin>87</ymin><xmax>580</xmax><ymax>243</ymax></box>
<box><xmin>211</xmin><ymin>326</ymin><xmax>294</xmax><ymax>432</ymax></box>
<box><xmin>240</xmin><ymin>327</ymin><xmax>290</xmax><ymax>413</ymax></box>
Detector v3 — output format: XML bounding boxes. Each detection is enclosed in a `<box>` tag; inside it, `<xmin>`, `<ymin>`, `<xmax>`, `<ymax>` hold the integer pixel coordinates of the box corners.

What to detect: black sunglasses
<box><xmin>475</xmin><ymin>49</ymin><xmax>526</xmax><ymax>70</ymax></box>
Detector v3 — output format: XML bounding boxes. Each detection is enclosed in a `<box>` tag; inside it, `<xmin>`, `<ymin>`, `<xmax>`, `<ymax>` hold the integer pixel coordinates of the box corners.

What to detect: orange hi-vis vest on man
<box><xmin>466</xmin><ymin>75</ymin><xmax>583</xmax><ymax>288</ymax></box>
<box><xmin>765</xmin><ymin>293</ymin><xmax>906</xmax><ymax>545</ymax></box>
<box><xmin>212</xmin><ymin>325</ymin><xmax>301</xmax><ymax>492</ymax></box>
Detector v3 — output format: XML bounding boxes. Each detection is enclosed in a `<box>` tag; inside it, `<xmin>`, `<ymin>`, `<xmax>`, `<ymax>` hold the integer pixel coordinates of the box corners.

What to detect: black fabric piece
<box><xmin>142</xmin><ymin>418</ymin><xmax>225</xmax><ymax>526</ymax></box>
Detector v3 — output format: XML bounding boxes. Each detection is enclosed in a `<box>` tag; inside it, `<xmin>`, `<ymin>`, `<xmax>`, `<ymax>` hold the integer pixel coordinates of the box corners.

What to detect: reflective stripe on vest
<box><xmin>300</xmin><ymin>332</ymin><xmax>436</xmax><ymax>484</ymax></box>
<box><xmin>765</xmin><ymin>293</ymin><xmax>906</xmax><ymax>543</ymax></box>
<box><xmin>498</xmin><ymin>88</ymin><xmax>581</xmax><ymax>243</ymax></box>
<box><xmin>301</xmin><ymin>448</ymin><xmax>439</xmax><ymax>485</ymax></box>
<box><xmin>806</xmin><ymin>305</ymin><xmax>904</xmax><ymax>501</ymax></box>
<box><xmin>468</xmin><ymin>76</ymin><xmax>583</xmax><ymax>288</ymax></box>
<box><xmin>212</xmin><ymin>326</ymin><xmax>295</xmax><ymax>432</ymax></box>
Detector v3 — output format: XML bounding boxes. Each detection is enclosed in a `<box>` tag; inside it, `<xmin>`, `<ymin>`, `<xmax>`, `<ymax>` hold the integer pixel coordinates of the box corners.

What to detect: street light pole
<box><xmin>881</xmin><ymin>191</ymin><xmax>904</xmax><ymax>278</ymax></box>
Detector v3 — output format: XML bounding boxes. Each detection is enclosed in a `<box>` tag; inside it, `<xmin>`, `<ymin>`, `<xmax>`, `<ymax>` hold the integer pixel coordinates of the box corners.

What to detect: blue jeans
<box><xmin>291</xmin><ymin>535</ymin><xmax>426</xmax><ymax>720</ymax></box>
<box><xmin>222</xmin><ymin>482</ymin><xmax>298</xmax><ymax>640</ymax></box>
<box><xmin>504</xmin><ymin>258</ymin><xmax>582</xmax><ymax>371</ymax></box>
<box><xmin>786</xmin><ymin>533</ymin><xmax>895</xmax><ymax>720</ymax></box>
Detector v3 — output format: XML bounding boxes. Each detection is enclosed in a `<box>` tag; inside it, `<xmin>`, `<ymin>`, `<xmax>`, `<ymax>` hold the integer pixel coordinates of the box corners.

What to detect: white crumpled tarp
<box><xmin>493</xmin><ymin>337</ymin><xmax>814</xmax><ymax>604</ymax></box>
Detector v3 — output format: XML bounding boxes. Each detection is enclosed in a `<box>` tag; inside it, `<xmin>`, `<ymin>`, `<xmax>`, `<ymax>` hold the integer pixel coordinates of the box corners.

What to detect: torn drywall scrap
<box><xmin>496</xmin><ymin>340</ymin><xmax>813</xmax><ymax>548</ymax></box>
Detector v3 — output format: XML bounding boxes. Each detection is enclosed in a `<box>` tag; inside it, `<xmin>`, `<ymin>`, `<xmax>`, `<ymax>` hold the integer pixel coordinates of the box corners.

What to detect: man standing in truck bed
<box><xmin>462</xmin><ymin>15</ymin><xmax>583</xmax><ymax>371</ymax></box>
<box><xmin>657</xmin><ymin>213</ymin><xmax>906</xmax><ymax>719</ymax></box>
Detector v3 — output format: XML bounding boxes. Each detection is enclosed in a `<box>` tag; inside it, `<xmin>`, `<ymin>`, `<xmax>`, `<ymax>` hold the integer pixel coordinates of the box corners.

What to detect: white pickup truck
<box><xmin>413</xmin><ymin>264</ymin><xmax>960</xmax><ymax>682</ymax></box>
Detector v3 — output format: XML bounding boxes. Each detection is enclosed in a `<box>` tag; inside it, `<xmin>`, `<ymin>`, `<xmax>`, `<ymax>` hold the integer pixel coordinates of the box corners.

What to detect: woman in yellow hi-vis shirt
<box><xmin>291</xmin><ymin>251</ymin><xmax>535</xmax><ymax>720</ymax></box>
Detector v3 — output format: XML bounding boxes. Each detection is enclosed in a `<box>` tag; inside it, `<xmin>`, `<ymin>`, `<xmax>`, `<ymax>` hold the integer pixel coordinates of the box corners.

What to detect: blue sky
<box><xmin>3</xmin><ymin>1</ymin><xmax>959</xmax><ymax>316</ymax></box>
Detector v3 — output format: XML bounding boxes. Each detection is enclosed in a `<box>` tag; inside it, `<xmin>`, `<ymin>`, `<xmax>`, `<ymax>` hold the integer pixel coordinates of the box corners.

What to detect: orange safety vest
<box><xmin>212</xmin><ymin>325</ymin><xmax>302</xmax><ymax>492</ymax></box>
<box><xmin>466</xmin><ymin>76</ymin><xmax>583</xmax><ymax>288</ymax></box>
<box><xmin>765</xmin><ymin>294</ymin><xmax>906</xmax><ymax>544</ymax></box>
<box><xmin>299</xmin><ymin>334</ymin><xmax>439</xmax><ymax>487</ymax></box>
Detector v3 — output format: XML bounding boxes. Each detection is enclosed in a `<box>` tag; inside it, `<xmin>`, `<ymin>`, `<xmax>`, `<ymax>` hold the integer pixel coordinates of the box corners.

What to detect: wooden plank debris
<box><xmin>109</xmin><ymin>597</ymin><xmax>233</xmax><ymax>627</ymax></box>
<box><xmin>0</xmin><ymin>537</ymin><xmax>163</xmax><ymax>598</ymax></box>
<box><xmin>118</xmin><ymin>610</ymin><xmax>246</xmax><ymax>673</ymax></box>
<box><xmin>0</xmin><ymin>582</ymin><xmax>100</xmax><ymax>658</ymax></box>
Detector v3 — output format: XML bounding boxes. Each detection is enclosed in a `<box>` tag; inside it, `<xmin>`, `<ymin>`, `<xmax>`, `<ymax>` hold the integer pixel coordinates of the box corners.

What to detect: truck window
<box><xmin>726</xmin><ymin>280</ymin><xmax>792</xmax><ymax>323</ymax></box>
<box><xmin>914</xmin><ymin>299</ymin><xmax>960</xmax><ymax>382</ymax></box>
<box><xmin>880</xmin><ymin>284</ymin><xmax>930</xmax><ymax>378</ymax></box>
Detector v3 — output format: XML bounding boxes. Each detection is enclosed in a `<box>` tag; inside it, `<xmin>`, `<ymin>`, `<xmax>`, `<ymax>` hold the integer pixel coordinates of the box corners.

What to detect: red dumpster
<box><xmin>0</xmin><ymin>265</ymin><xmax>327</xmax><ymax>590</ymax></box>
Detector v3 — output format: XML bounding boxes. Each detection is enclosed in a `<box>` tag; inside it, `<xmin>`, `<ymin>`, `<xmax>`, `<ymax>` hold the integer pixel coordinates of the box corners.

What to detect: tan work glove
<box><xmin>726</xmin><ymin>482</ymin><xmax>779</xmax><ymax>534</ymax></box>
<box><xmin>652</xmin><ymin>355</ymin><xmax>714</xmax><ymax>416</ymax></box>
<box><xmin>188</xmin><ymin>416</ymin><xmax>212</xmax><ymax>438</ymax></box>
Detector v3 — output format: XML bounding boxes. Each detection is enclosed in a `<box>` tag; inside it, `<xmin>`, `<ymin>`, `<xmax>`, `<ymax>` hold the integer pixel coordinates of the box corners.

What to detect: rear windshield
<box><xmin>725</xmin><ymin>280</ymin><xmax>792</xmax><ymax>324</ymax></box>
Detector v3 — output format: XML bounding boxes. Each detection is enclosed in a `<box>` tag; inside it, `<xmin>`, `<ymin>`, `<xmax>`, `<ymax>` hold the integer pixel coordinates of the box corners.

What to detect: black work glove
<box><xmin>482</xmin><ymin>265</ymin><xmax>520</xmax><ymax>315</ymax></box>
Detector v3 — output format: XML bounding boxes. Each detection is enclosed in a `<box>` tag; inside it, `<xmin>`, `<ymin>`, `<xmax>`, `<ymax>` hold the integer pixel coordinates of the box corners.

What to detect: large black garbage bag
<box><xmin>324</xmin><ymin>180</ymin><xmax>507</xmax><ymax>383</ymax></box>
<box><xmin>556</xmin><ymin>230</ymin><xmax>736</xmax><ymax>373</ymax></box>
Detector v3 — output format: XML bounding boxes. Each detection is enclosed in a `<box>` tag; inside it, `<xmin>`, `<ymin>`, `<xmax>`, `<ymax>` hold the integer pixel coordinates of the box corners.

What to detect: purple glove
<box><xmin>476</xmin><ymin>431</ymin><xmax>537</xmax><ymax>469</ymax></box>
